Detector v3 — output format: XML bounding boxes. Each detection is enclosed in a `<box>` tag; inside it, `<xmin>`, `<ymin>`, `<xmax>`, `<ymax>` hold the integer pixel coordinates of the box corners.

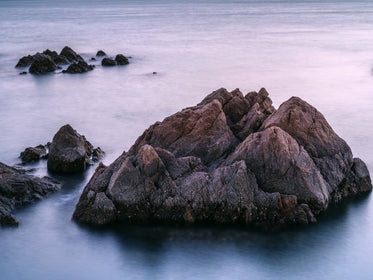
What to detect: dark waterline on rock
<box><xmin>1</xmin><ymin>0</ymin><xmax>373</xmax><ymax>279</ymax></box>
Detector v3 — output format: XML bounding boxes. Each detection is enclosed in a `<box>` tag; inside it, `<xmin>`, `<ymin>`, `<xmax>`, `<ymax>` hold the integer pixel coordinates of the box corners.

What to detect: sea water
<box><xmin>0</xmin><ymin>0</ymin><xmax>373</xmax><ymax>279</ymax></box>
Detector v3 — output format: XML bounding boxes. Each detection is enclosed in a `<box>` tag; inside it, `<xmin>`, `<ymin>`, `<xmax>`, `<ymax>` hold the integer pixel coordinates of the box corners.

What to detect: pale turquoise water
<box><xmin>0</xmin><ymin>0</ymin><xmax>373</xmax><ymax>279</ymax></box>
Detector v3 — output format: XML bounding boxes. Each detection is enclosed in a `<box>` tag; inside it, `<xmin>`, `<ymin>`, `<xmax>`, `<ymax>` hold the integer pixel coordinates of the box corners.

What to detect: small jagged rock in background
<box><xmin>28</xmin><ymin>53</ymin><xmax>57</xmax><ymax>74</ymax></box>
<box><xmin>20</xmin><ymin>145</ymin><xmax>47</xmax><ymax>163</ymax></box>
<box><xmin>115</xmin><ymin>54</ymin><xmax>129</xmax><ymax>65</ymax></box>
<box><xmin>101</xmin><ymin>58</ymin><xmax>117</xmax><ymax>66</ymax></box>
<box><xmin>60</xmin><ymin>46</ymin><xmax>84</xmax><ymax>63</ymax></box>
<box><xmin>15</xmin><ymin>55</ymin><xmax>34</xmax><ymax>68</ymax></box>
<box><xmin>47</xmin><ymin>124</ymin><xmax>102</xmax><ymax>173</ymax></box>
<box><xmin>96</xmin><ymin>50</ymin><xmax>106</xmax><ymax>56</ymax></box>
<box><xmin>0</xmin><ymin>162</ymin><xmax>60</xmax><ymax>226</ymax></box>
<box><xmin>63</xmin><ymin>61</ymin><xmax>94</xmax><ymax>74</ymax></box>
<box><xmin>73</xmin><ymin>87</ymin><xmax>372</xmax><ymax>228</ymax></box>
<box><xmin>92</xmin><ymin>147</ymin><xmax>105</xmax><ymax>162</ymax></box>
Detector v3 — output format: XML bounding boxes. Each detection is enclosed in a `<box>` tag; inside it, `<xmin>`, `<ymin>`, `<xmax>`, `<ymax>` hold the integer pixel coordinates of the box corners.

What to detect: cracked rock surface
<box><xmin>73</xmin><ymin>88</ymin><xmax>372</xmax><ymax>228</ymax></box>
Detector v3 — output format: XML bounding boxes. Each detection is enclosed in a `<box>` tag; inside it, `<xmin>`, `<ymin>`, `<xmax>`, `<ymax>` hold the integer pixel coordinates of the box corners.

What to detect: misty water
<box><xmin>1</xmin><ymin>0</ymin><xmax>373</xmax><ymax>279</ymax></box>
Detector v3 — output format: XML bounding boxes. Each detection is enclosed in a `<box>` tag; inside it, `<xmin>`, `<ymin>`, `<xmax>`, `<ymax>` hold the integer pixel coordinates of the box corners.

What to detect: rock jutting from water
<box><xmin>47</xmin><ymin>124</ymin><xmax>104</xmax><ymax>174</ymax></box>
<box><xmin>15</xmin><ymin>46</ymin><xmax>129</xmax><ymax>74</ymax></box>
<box><xmin>72</xmin><ymin>87</ymin><xmax>372</xmax><ymax>228</ymax></box>
<box><xmin>0</xmin><ymin>162</ymin><xmax>61</xmax><ymax>226</ymax></box>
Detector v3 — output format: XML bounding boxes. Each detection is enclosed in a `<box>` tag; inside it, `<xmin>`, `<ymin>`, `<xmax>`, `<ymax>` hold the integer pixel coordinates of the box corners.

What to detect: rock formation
<box><xmin>72</xmin><ymin>88</ymin><xmax>372</xmax><ymax>228</ymax></box>
<box><xmin>63</xmin><ymin>61</ymin><xmax>94</xmax><ymax>74</ymax></box>
<box><xmin>0</xmin><ymin>162</ymin><xmax>60</xmax><ymax>226</ymax></box>
<box><xmin>101</xmin><ymin>58</ymin><xmax>117</xmax><ymax>66</ymax></box>
<box><xmin>47</xmin><ymin>124</ymin><xmax>104</xmax><ymax>174</ymax></box>
<box><xmin>20</xmin><ymin>145</ymin><xmax>47</xmax><ymax>163</ymax></box>
<box><xmin>15</xmin><ymin>46</ymin><xmax>128</xmax><ymax>74</ymax></box>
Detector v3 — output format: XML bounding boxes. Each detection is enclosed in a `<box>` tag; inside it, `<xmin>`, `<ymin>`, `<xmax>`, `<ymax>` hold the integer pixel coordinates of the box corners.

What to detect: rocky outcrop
<box><xmin>47</xmin><ymin>124</ymin><xmax>103</xmax><ymax>174</ymax></box>
<box><xmin>115</xmin><ymin>54</ymin><xmax>129</xmax><ymax>65</ymax></box>
<box><xmin>63</xmin><ymin>61</ymin><xmax>94</xmax><ymax>74</ymax></box>
<box><xmin>0</xmin><ymin>162</ymin><xmax>60</xmax><ymax>226</ymax></box>
<box><xmin>59</xmin><ymin>46</ymin><xmax>84</xmax><ymax>63</ymax></box>
<box><xmin>20</xmin><ymin>145</ymin><xmax>47</xmax><ymax>163</ymax></box>
<box><xmin>16</xmin><ymin>46</ymin><xmax>130</xmax><ymax>74</ymax></box>
<box><xmin>96</xmin><ymin>50</ymin><xmax>106</xmax><ymax>56</ymax></box>
<box><xmin>73</xmin><ymin>88</ymin><xmax>372</xmax><ymax>228</ymax></box>
<box><xmin>101</xmin><ymin>58</ymin><xmax>117</xmax><ymax>66</ymax></box>
<box><xmin>28</xmin><ymin>53</ymin><xmax>57</xmax><ymax>74</ymax></box>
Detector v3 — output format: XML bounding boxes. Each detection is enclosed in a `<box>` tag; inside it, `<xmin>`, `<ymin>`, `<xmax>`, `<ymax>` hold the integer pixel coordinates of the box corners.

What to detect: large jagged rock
<box><xmin>0</xmin><ymin>162</ymin><xmax>60</xmax><ymax>226</ymax></box>
<box><xmin>47</xmin><ymin>125</ymin><xmax>95</xmax><ymax>174</ymax></box>
<box><xmin>73</xmin><ymin>88</ymin><xmax>372</xmax><ymax>228</ymax></box>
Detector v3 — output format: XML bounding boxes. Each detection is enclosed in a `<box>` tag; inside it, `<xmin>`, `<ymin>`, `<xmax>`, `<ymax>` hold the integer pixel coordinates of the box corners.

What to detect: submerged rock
<box><xmin>0</xmin><ymin>162</ymin><xmax>60</xmax><ymax>226</ymax></box>
<box><xmin>63</xmin><ymin>61</ymin><xmax>94</xmax><ymax>74</ymax></box>
<box><xmin>28</xmin><ymin>53</ymin><xmax>57</xmax><ymax>74</ymax></box>
<box><xmin>73</xmin><ymin>87</ymin><xmax>372</xmax><ymax>228</ymax></box>
<box><xmin>47</xmin><ymin>124</ymin><xmax>102</xmax><ymax>174</ymax></box>
<box><xmin>101</xmin><ymin>58</ymin><xmax>117</xmax><ymax>66</ymax></box>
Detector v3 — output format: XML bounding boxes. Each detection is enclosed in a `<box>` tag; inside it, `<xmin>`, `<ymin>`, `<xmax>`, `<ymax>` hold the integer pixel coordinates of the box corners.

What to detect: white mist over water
<box><xmin>1</xmin><ymin>0</ymin><xmax>373</xmax><ymax>279</ymax></box>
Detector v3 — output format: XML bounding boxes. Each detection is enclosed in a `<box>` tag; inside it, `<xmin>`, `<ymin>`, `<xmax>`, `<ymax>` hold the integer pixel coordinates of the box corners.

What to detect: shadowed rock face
<box><xmin>0</xmin><ymin>162</ymin><xmax>60</xmax><ymax>226</ymax></box>
<box><xmin>73</xmin><ymin>88</ymin><xmax>372</xmax><ymax>228</ymax></box>
<box><xmin>47</xmin><ymin>125</ymin><xmax>96</xmax><ymax>174</ymax></box>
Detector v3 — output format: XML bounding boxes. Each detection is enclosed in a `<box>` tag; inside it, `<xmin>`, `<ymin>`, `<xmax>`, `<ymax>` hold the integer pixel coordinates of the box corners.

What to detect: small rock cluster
<box><xmin>15</xmin><ymin>46</ymin><xmax>130</xmax><ymax>74</ymax></box>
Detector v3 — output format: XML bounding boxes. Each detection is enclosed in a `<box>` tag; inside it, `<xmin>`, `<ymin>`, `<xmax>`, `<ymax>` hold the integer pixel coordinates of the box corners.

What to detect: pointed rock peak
<box><xmin>198</xmin><ymin>88</ymin><xmax>231</xmax><ymax>106</ymax></box>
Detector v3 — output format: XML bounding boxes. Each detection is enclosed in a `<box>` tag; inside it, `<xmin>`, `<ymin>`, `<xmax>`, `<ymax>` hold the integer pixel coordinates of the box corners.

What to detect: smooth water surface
<box><xmin>0</xmin><ymin>0</ymin><xmax>373</xmax><ymax>279</ymax></box>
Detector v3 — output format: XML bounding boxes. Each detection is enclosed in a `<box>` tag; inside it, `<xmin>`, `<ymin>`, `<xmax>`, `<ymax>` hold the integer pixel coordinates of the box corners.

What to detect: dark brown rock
<box><xmin>101</xmin><ymin>58</ymin><xmax>117</xmax><ymax>66</ymax></box>
<box><xmin>20</xmin><ymin>145</ymin><xmax>47</xmax><ymax>163</ymax></box>
<box><xmin>28</xmin><ymin>53</ymin><xmax>57</xmax><ymax>74</ymax></box>
<box><xmin>15</xmin><ymin>55</ymin><xmax>34</xmax><ymax>68</ymax></box>
<box><xmin>60</xmin><ymin>46</ymin><xmax>84</xmax><ymax>63</ymax></box>
<box><xmin>96</xmin><ymin>50</ymin><xmax>106</xmax><ymax>56</ymax></box>
<box><xmin>63</xmin><ymin>61</ymin><xmax>94</xmax><ymax>74</ymax></box>
<box><xmin>73</xmin><ymin>87</ymin><xmax>372</xmax><ymax>228</ymax></box>
<box><xmin>0</xmin><ymin>162</ymin><xmax>60</xmax><ymax>226</ymax></box>
<box><xmin>47</xmin><ymin>125</ymin><xmax>93</xmax><ymax>173</ymax></box>
<box><xmin>115</xmin><ymin>54</ymin><xmax>129</xmax><ymax>65</ymax></box>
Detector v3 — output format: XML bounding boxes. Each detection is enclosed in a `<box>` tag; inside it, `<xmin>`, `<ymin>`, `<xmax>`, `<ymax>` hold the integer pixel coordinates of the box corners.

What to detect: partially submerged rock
<box><xmin>28</xmin><ymin>53</ymin><xmax>57</xmax><ymax>74</ymax></box>
<box><xmin>60</xmin><ymin>46</ymin><xmax>84</xmax><ymax>63</ymax></box>
<box><xmin>101</xmin><ymin>58</ymin><xmax>117</xmax><ymax>66</ymax></box>
<box><xmin>115</xmin><ymin>54</ymin><xmax>129</xmax><ymax>65</ymax></box>
<box><xmin>0</xmin><ymin>162</ymin><xmax>60</xmax><ymax>226</ymax></box>
<box><xmin>96</xmin><ymin>50</ymin><xmax>106</xmax><ymax>56</ymax></box>
<box><xmin>47</xmin><ymin>124</ymin><xmax>102</xmax><ymax>174</ymax></box>
<box><xmin>63</xmin><ymin>61</ymin><xmax>94</xmax><ymax>74</ymax></box>
<box><xmin>15</xmin><ymin>55</ymin><xmax>34</xmax><ymax>68</ymax></box>
<box><xmin>20</xmin><ymin>145</ymin><xmax>47</xmax><ymax>163</ymax></box>
<box><xmin>73</xmin><ymin>87</ymin><xmax>372</xmax><ymax>228</ymax></box>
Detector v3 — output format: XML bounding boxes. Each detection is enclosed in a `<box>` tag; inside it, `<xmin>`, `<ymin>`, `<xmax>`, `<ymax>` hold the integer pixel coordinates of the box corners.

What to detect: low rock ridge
<box><xmin>15</xmin><ymin>46</ymin><xmax>130</xmax><ymax>74</ymax></box>
<box><xmin>72</xmin><ymin>88</ymin><xmax>372</xmax><ymax>228</ymax></box>
<box><xmin>0</xmin><ymin>162</ymin><xmax>60</xmax><ymax>226</ymax></box>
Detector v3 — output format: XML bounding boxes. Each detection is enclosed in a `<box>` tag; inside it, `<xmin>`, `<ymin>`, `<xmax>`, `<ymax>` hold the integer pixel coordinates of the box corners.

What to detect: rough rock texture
<box><xmin>0</xmin><ymin>162</ymin><xmax>60</xmax><ymax>226</ymax></box>
<box><xmin>59</xmin><ymin>46</ymin><xmax>84</xmax><ymax>63</ymax></box>
<box><xmin>63</xmin><ymin>61</ymin><xmax>94</xmax><ymax>74</ymax></box>
<box><xmin>101</xmin><ymin>58</ymin><xmax>117</xmax><ymax>66</ymax></box>
<box><xmin>115</xmin><ymin>54</ymin><xmax>129</xmax><ymax>65</ymax></box>
<box><xmin>73</xmin><ymin>88</ymin><xmax>372</xmax><ymax>228</ymax></box>
<box><xmin>15</xmin><ymin>55</ymin><xmax>34</xmax><ymax>68</ymax></box>
<box><xmin>28</xmin><ymin>53</ymin><xmax>57</xmax><ymax>74</ymax></box>
<box><xmin>20</xmin><ymin>145</ymin><xmax>47</xmax><ymax>163</ymax></box>
<box><xmin>47</xmin><ymin>125</ymin><xmax>92</xmax><ymax>173</ymax></box>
